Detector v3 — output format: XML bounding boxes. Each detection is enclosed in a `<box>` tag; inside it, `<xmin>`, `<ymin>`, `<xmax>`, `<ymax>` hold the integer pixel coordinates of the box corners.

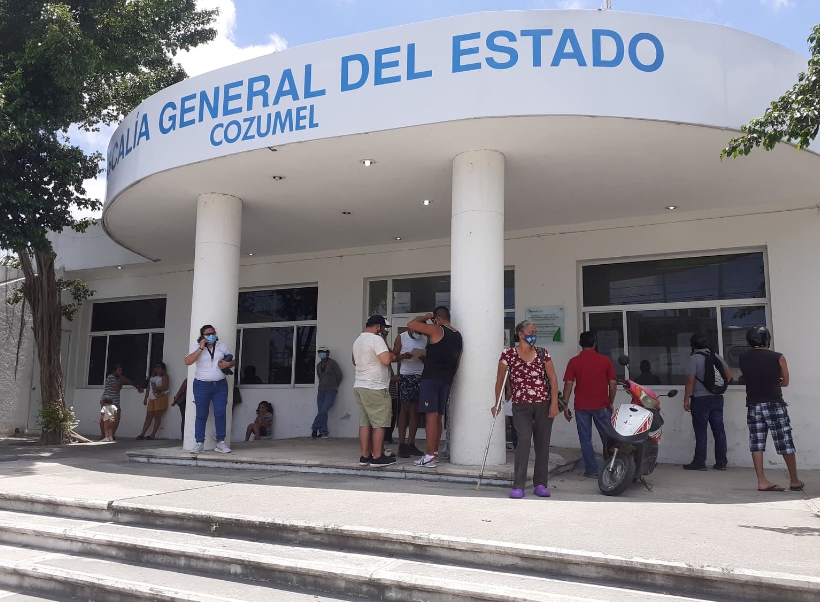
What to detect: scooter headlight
<box><xmin>640</xmin><ymin>391</ymin><xmax>659</xmax><ymax>410</ymax></box>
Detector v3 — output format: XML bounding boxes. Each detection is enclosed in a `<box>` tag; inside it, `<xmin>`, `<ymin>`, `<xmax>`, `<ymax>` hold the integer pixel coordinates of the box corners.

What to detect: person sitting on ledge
<box><xmin>246</xmin><ymin>401</ymin><xmax>273</xmax><ymax>441</ymax></box>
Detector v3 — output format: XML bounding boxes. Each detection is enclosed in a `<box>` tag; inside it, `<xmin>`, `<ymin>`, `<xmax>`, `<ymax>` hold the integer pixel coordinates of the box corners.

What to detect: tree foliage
<box><xmin>0</xmin><ymin>1</ymin><xmax>217</xmax><ymax>443</ymax></box>
<box><xmin>722</xmin><ymin>24</ymin><xmax>820</xmax><ymax>158</ymax></box>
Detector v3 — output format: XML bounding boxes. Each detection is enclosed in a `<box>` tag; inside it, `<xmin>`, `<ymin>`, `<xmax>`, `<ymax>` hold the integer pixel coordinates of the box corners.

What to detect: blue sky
<box><xmin>234</xmin><ymin>0</ymin><xmax>819</xmax><ymax>55</ymax></box>
<box><xmin>73</xmin><ymin>0</ymin><xmax>819</xmax><ymax>214</ymax></box>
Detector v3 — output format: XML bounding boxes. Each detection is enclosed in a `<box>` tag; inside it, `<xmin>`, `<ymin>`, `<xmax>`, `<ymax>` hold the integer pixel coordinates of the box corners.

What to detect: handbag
<box><xmin>535</xmin><ymin>347</ymin><xmax>566</xmax><ymax>412</ymax></box>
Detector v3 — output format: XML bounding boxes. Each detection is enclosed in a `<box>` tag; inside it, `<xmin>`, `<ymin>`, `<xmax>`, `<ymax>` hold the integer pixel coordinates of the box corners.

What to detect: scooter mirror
<box><xmin>618</xmin><ymin>355</ymin><xmax>630</xmax><ymax>366</ymax></box>
<box><xmin>667</xmin><ymin>389</ymin><xmax>679</xmax><ymax>398</ymax></box>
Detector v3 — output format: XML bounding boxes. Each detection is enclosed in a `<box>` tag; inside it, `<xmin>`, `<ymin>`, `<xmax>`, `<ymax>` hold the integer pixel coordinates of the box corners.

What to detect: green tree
<box><xmin>0</xmin><ymin>1</ymin><xmax>217</xmax><ymax>443</ymax></box>
<box><xmin>722</xmin><ymin>24</ymin><xmax>820</xmax><ymax>158</ymax></box>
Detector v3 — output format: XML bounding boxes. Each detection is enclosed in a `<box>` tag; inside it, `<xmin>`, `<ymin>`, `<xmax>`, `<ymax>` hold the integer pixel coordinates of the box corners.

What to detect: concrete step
<box><xmin>0</xmin><ymin>510</ymin><xmax>703</xmax><ymax>602</ymax></box>
<box><xmin>0</xmin><ymin>493</ymin><xmax>818</xmax><ymax>602</ymax></box>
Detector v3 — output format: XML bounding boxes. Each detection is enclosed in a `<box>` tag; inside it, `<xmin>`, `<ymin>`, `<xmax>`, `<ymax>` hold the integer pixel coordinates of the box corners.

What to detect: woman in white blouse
<box><xmin>184</xmin><ymin>324</ymin><xmax>236</xmax><ymax>454</ymax></box>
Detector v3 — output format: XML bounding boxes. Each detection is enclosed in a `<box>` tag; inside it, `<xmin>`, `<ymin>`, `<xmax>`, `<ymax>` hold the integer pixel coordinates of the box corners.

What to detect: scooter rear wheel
<box><xmin>598</xmin><ymin>454</ymin><xmax>636</xmax><ymax>497</ymax></box>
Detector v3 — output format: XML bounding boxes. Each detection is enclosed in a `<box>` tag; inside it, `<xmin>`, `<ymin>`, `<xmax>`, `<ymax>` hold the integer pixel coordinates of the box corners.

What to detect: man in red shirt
<box><xmin>562</xmin><ymin>332</ymin><xmax>617</xmax><ymax>477</ymax></box>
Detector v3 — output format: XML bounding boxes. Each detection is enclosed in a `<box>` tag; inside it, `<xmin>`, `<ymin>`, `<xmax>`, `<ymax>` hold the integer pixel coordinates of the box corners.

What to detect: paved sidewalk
<box><xmin>1</xmin><ymin>436</ymin><xmax>818</xmax><ymax>581</ymax></box>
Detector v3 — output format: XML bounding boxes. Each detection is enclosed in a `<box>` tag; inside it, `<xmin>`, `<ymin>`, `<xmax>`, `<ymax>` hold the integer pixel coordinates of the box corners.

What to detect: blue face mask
<box><xmin>204</xmin><ymin>334</ymin><xmax>217</xmax><ymax>345</ymax></box>
<box><xmin>318</xmin><ymin>352</ymin><xmax>328</xmax><ymax>360</ymax></box>
<box><xmin>523</xmin><ymin>334</ymin><xmax>537</xmax><ymax>346</ymax></box>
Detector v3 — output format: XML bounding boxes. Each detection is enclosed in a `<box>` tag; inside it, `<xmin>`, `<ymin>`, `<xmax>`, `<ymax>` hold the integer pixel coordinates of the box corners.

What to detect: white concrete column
<box><xmin>184</xmin><ymin>193</ymin><xmax>242</xmax><ymax>451</ymax></box>
<box><xmin>449</xmin><ymin>150</ymin><xmax>506</xmax><ymax>466</ymax></box>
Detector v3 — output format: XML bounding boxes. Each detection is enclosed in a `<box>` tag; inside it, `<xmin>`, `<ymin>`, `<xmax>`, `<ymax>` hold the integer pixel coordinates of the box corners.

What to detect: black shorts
<box><xmin>418</xmin><ymin>379</ymin><xmax>451</xmax><ymax>415</ymax></box>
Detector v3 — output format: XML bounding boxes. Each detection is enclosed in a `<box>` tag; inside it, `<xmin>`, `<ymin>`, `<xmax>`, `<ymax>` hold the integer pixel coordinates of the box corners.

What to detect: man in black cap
<box><xmin>351</xmin><ymin>315</ymin><xmax>398</xmax><ymax>467</ymax></box>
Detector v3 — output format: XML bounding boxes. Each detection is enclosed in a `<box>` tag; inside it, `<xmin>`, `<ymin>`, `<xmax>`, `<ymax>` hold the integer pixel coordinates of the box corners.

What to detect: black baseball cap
<box><xmin>366</xmin><ymin>315</ymin><xmax>391</xmax><ymax>328</ymax></box>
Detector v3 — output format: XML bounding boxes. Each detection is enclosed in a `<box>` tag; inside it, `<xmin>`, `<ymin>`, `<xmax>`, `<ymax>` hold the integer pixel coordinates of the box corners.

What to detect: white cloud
<box><xmin>760</xmin><ymin>0</ymin><xmax>794</xmax><ymax>10</ymax></box>
<box><xmin>178</xmin><ymin>0</ymin><xmax>288</xmax><ymax>77</ymax></box>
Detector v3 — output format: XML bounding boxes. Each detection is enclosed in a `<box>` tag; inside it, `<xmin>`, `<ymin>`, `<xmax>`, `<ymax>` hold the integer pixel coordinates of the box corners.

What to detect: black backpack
<box><xmin>695</xmin><ymin>349</ymin><xmax>728</xmax><ymax>395</ymax></box>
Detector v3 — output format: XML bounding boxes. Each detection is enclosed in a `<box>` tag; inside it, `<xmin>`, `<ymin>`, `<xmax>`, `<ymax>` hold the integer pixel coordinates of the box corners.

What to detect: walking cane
<box><xmin>476</xmin><ymin>369</ymin><xmax>510</xmax><ymax>491</ymax></box>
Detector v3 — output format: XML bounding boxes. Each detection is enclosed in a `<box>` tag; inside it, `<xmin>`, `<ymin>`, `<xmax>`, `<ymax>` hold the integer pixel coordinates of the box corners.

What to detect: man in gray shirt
<box><xmin>311</xmin><ymin>346</ymin><xmax>343</xmax><ymax>439</ymax></box>
<box><xmin>683</xmin><ymin>334</ymin><xmax>733</xmax><ymax>471</ymax></box>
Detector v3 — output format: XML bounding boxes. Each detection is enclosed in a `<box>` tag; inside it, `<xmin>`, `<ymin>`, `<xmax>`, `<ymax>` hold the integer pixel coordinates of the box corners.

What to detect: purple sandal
<box><xmin>534</xmin><ymin>485</ymin><xmax>551</xmax><ymax>498</ymax></box>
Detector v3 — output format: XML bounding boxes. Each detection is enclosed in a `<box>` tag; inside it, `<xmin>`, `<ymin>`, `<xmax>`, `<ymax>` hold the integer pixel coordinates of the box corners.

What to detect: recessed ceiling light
<box><xmin>247</xmin><ymin>253</ymin><xmax>255</xmax><ymax>257</ymax></box>
<box><xmin>666</xmin><ymin>205</ymin><xmax>677</xmax><ymax>210</ymax></box>
<box><xmin>360</xmin><ymin>159</ymin><xmax>376</xmax><ymax>167</ymax></box>
<box><xmin>272</xmin><ymin>175</ymin><xmax>285</xmax><ymax>181</ymax></box>
<box><xmin>341</xmin><ymin>211</ymin><xmax>352</xmax><ymax>215</ymax></box>
<box><xmin>422</xmin><ymin>199</ymin><xmax>432</xmax><ymax>206</ymax></box>
<box><xmin>395</xmin><ymin>237</ymin><xmax>402</xmax><ymax>241</ymax></box>
<box><xmin>116</xmin><ymin>266</ymin><xmax>122</xmax><ymax>270</ymax></box>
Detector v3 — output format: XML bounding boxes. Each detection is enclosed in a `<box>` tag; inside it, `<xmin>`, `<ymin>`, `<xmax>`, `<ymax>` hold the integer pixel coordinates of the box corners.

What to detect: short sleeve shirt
<box><xmin>101</xmin><ymin>375</ymin><xmax>123</xmax><ymax>407</ymax></box>
<box><xmin>352</xmin><ymin>333</ymin><xmax>390</xmax><ymax>390</ymax></box>
<box><xmin>499</xmin><ymin>346</ymin><xmax>551</xmax><ymax>404</ymax></box>
<box><xmin>686</xmin><ymin>351</ymin><xmax>727</xmax><ymax>398</ymax></box>
<box><xmin>563</xmin><ymin>350</ymin><xmax>616</xmax><ymax>411</ymax></box>
<box><xmin>189</xmin><ymin>342</ymin><xmax>230</xmax><ymax>382</ymax></box>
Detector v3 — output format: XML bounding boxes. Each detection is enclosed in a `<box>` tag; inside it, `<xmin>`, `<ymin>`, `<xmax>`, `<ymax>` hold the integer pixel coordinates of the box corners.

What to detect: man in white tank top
<box><xmin>392</xmin><ymin>329</ymin><xmax>427</xmax><ymax>458</ymax></box>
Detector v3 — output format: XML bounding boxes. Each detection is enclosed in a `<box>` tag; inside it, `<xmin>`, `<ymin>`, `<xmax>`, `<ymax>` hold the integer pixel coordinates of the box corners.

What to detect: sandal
<box><xmin>135</xmin><ymin>435</ymin><xmax>145</xmax><ymax>440</ymax></box>
<box><xmin>144</xmin><ymin>435</ymin><xmax>154</xmax><ymax>440</ymax></box>
<box><xmin>790</xmin><ymin>481</ymin><xmax>805</xmax><ymax>492</ymax></box>
<box><xmin>758</xmin><ymin>484</ymin><xmax>785</xmax><ymax>492</ymax></box>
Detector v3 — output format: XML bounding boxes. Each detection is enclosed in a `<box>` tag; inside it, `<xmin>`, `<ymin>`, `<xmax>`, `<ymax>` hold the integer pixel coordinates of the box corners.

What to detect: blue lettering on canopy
<box><xmin>629</xmin><ymin>33</ymin><xmax>664</xmax><ymax>72</ymax></box>
<box><xmin>592</xmin><ymin>30</ymin><xmax>624</xmax><ymax>68</ymax></box>
<box><xmin>452</xmin><ymin>32</ymin><xmax>481</xmax><ymax>72</ymax></box>
<box><xmin>551</xmin><ymin>29</ymin><xmax>587</xmax><ymax>66</ymax></box>
<box><xmin>407</xmin><ymin>43</ymin><xmax>433</xmax><ymax>80</ymax></box>
<box><xmin>520</xmin><ymin>29</ymin><xmax>553</xmax><ymax>67</ymax></box>
<box><xmin>199</xmin><ymin>88</ymin><xmax>220</xmax><ymax>122</ymax></box>
<box><xmin>179</xmin><ymin>93</ymin><xmax>197</xmax><ymax>128</ymax></box>
<box><xmin>247</xmin><ymin>75</ymin><xmax>271</xmax><ymax>110</ymax></box>
<box><xmin>304</xmin><ymin>64</ymin><xmax>326</xmax><ymax>98</ymax></box>
<box><xmin>341</xmin><ymin>54</ymin><xmax>369</xmax><ymax>91</ymax></box>
<box><xmin>485</xmin><ymin>30</ymin><xmax>518</xmax><ymax>69</ymax></box>
<box><xmin>273</xmin><ymin>69</ymin><xmax>300</xmax><ymax>105</ymax></box>
<box><xmin>223</xmin><ymin>81</ymin><xmax>243</xmax><ymax>116</ymax></box>
<box><xmin>375</xmin><ymin>46</ymin><xmax>402</xmax><ymax>85</ymax></box>
<box><xmin>159</xmin><ymin>101</ymin><xmax>177</xmax><ymax>134</ymax></box>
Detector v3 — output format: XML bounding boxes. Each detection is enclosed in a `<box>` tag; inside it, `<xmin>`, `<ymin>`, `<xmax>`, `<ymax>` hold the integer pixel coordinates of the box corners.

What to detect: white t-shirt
<box><xmin>352</xmin><ymin>333</ymin><xmax>390</xmax><ymax>390</ymax></box>
<box><xmin>398</xmin><ymin>331</ymin><xmax>427</xmax><ymax>376</ymax></box>
<box><xmin>189</xmin><ymin>342</ymin><xmax>230</xmax><ymax>382</ymax></box>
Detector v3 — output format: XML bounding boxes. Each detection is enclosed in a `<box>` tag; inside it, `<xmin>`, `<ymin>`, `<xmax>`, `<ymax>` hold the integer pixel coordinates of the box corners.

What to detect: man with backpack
<box><xmin>683</xmin><ymin>334</ymin><xmax>733</xmax><ymax>471</ymax></box>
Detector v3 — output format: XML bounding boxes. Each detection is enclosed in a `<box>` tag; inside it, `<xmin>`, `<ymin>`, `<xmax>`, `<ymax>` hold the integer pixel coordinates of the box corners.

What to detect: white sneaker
<box><xmin>383</xmin><ymin>448</ymin><xmax>394</xmax><ymax>458</ymax></box>
<box><xmin>191</xmin><ymin>442</ymin><xmax>204</xmax><ymax>454</ymax></box>
<box><xmin>414</xmin><ymin>454</ymin><xmax>437</xmax><ymax>468</ymax></box>
<box><xmin>215</xmin><ymin>441</ymin><xmax>231</xmax><ymax>454</ymax></box>
<box><xmin>102</xmin><ymin>437</ymin><xmax>112</xmax><ymax>442</ymax></box>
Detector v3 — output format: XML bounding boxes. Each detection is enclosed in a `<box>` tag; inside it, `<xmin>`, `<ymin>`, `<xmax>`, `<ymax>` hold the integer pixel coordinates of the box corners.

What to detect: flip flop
<box><xmin>758</xmin><ymin>484</ymin><xmax>785</xmax><ymax>492</ymax></box>
<box><xmin>790</xmin><ymin>482</ymin><xmax>805</xmax><ymax>492</ymax></box>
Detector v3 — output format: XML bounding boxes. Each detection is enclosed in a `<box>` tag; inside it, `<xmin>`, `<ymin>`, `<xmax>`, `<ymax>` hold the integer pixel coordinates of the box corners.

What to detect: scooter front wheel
<box><xmin>598</xmin><ymin>453</ymin><xmax>636</xmax><ymax>497</ymax></box>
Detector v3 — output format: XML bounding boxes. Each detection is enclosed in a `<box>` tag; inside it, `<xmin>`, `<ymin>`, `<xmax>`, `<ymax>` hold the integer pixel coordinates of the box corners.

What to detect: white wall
<box><xmin>0</xmin><ymin>267</ymin><xmax>35</xmax><ymax>436</ymax></box>
<box><xmin>59</xmin><ymin>206</ymin><xmax>820</xmax><ymax>468</ymax></box>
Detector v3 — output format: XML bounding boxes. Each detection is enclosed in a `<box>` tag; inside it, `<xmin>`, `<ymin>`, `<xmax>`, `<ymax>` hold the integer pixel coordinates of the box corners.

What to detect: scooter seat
<box><xmin>604</xmin><ymin>422</ymin><xmax>649</xmax><ymax>445</ymax></box>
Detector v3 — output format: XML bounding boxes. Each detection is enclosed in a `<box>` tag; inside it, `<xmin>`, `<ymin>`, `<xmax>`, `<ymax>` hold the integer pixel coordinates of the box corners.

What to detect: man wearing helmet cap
<box><xmin>311</xmin><ymin>345</ymin><xmax>343</xmax><ymax>439</ymax></box>
<box><xmin>738</xmin><ymin>326</ymin><xmax>804</xmax><ymax>492</ymax></box>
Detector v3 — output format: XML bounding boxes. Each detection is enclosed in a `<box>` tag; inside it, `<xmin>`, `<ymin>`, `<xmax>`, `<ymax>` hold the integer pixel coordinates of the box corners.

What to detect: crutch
<box><xmin>476</xmin><ymin>369</ymin><xmax>510</xmax><ymax>491</ymax></box>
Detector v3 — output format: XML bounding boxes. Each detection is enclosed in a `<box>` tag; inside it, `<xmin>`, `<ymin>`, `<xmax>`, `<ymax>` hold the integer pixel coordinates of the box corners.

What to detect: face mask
<box><xmin>523</xmin><ymin>334</ymin><xmax>537</xmax><ymax>346</ymax></box>
<box><xmin>318</xmin><ymin>352</ymin><xmax>327</xmax><ymax>360</ymax></box>
<box><xmin>204</xmin><ymin>334</ymin><xmax>217</xmax><ymax>344</ymax></box>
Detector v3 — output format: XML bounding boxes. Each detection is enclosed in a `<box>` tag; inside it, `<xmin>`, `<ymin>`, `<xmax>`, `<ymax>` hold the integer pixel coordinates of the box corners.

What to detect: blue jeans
<box><xmin>311</xmin><ymin>390</ymin><xmax>337</xmax><ymax>435</ymax></box>
<box><xmin>192</xmin><ymin>379</ymin><xmax>228</xmax><ymax>443</ymax></box>
<box><xmin>576</xmin><ymin>408</ymin><xmax>612</xmax><ymax>475</ymax></box>
<box><xmin>691</xmin><ymin>395</ymin><xmax>728</xmax><ymax>467</ymax></box>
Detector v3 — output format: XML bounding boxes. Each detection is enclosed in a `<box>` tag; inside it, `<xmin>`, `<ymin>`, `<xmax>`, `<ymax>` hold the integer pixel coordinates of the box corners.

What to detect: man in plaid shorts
<box><xmin>738</xmin><ymin>326</ymin><xmax>803</xmax><ymax>492</ymax></box>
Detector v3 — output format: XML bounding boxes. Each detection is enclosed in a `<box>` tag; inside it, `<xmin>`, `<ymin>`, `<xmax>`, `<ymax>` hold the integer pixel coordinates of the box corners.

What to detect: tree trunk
<box><xmin>18</xmin><ymin>250</ymin><xmax>68</xmax><ymax>445</ymax></box>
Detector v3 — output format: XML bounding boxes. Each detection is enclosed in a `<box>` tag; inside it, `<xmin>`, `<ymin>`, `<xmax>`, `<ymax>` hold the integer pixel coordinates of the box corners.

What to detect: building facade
<box><xmin>13</xmin><ymin>10</ymin><xmax>820</xmax><ymax>468</ymax></box>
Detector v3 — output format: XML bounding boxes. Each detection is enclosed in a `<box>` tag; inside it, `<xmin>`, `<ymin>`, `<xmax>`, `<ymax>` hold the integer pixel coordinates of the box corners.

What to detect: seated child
<box><xmin>100</xmin><ymin>398</ymin><xmax>118</xmax><ymax>442</ymax></box>
<box><xmin>246</xmin><ymin>401</ymin><xmax>273</xmax><ymax>441</ymax></box>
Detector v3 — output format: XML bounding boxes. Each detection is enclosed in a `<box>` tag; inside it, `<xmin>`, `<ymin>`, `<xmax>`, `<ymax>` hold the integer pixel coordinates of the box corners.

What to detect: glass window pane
<box><xmin>368</xmin><ymin>280</ymin><xmax>388</xmax><ymax>317</ymax></box>
<box><xmin>504</xmin><ymin>314</ymin><xmax>515</xmax><ymax>348</ymax></box>
<box><xmin>294</xmin><ymin>326</ymin><xmax>317</xmax><ymax>384</ymax></box>
<box><xmin>106</xmin><ymin>333</ymin><xmax>150</xmax><ymax>383</ymax></box>
<box><xmin>91</xmin><ymin>298</ymin><xmax>166</xmax><ymax>332</ymax></box>
<box><xmin>393</xmin><ymin>275</ymin><xmax>450</xmax><ymax>314</ymax></box>
<box><xmin>583</xmin><ymin>253</ymin><xmax>765</xmax><ymax>306</ymax></box>
<box><xmin>626</xmin><ymin>308</ymin><xmax>717</xmax><ymax>385</ymax></box>
<box><xmin>721</xmin><ymin>305</ymin><xmax>767</xmax><ymax>382</ymax></box>
<box><xmin>88</xmin><ymin>336</ymin><xmax>108</xmax><ymax>386</ymax></box>
<box><xmin>588</xmin><ymin>312</ymin><xmax>626</xmax><ymax>379</ymax></box>
<box><xmin>504</xmin><ymin>270</ymin><xmax>515</xmax><ymax>312</ymax></box>
<box><xmin>240</xmin><ymin>327</ymin><xmax>293</xmax><ymax>385</ymax></box>
<box><xmin>149</xmin><ymin>333</ymin><xmax>165</xmax><ymax>374</ymax></box>
<box><xmin>237</xmin><ymin>287</ymin><xmax>318</xmax><ymax>324</ymax></box>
